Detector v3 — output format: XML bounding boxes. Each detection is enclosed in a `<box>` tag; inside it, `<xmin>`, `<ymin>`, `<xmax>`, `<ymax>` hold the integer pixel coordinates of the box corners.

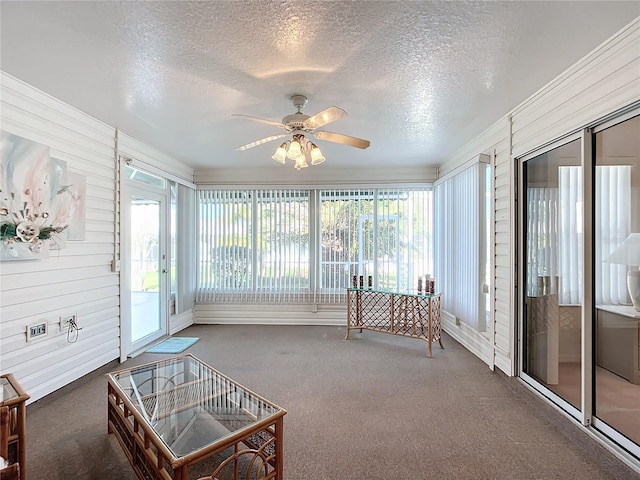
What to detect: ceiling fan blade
<box><xmin>232</xmin><ymin>114</ymin><xmax>288</xmax><ymax>129</ymax></box>
<box><xmin>236</xmin><ymin>133</ymin><xmax>288</xmax><ymax>151</ymax></box>
<box><xmin>313</xmin><ymin>131</ymin><xmax>370</xmax><ymax>149</ymax></box>
<box><xmin>303</xmin><ymin>107</ymin><xmax>347</xmax><ymax>130</ymax></box>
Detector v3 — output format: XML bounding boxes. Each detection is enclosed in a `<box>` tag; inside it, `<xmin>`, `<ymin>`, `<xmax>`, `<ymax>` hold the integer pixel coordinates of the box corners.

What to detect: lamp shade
<box><xmin>310</xmin><ymin>144</ymin><xmax>325</xmax><ymax>165</ymax></box>
<box><xmin>605</xmin><ymin>233</ymin><xmax>640</xmax><ymax>312</ymax></box>
<box><xmin>294</xmin><ymin>156</ymin><xmax>308</xmax><ymax>170</ymax></box>
<box><xmin>604</xmin><ymin>233</ymin><xmax>640</xmax><ymax>266</ymax></box>
<box><xmin>287</xmin><ymin>139</ymin><xmax>304</xmax><ymax>161</ymax></box>
<box><xmin>272</xmin><ymin>143</ymin><xmax>287</xmax><ymax>164</ymax></box>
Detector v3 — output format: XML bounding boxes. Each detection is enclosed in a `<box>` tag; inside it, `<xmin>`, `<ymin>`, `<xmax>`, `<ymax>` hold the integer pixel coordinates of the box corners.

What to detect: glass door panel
<box><xmin>594</xmin><ymin>114</ymin><xmax>640</xmax><ymax>446</ymax></box>
<box><xmin>129</xmin><ymin>190</ymin><xmax>167</xmax><ymax>351</ymax></box>
<box><xmin>522</xmin><ymin>138</ymin><xmax>582</xmax><ymax>409</ymax></box>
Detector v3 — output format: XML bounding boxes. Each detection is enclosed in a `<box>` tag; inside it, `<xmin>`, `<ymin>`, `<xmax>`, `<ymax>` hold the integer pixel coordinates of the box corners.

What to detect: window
<box><xmin>197</xmin><ymin>187</ymin><xmax>433</xmax><ymax>303</ymax></box>
<box><xmin>434</xmin><ymin>160</ymin><xmax>490</xmax><ymax>331</ymax></box>
<box><xmin>318</xmin><ymin>188</ymin><xmax>433</xmax><ymax>302</ymax></box>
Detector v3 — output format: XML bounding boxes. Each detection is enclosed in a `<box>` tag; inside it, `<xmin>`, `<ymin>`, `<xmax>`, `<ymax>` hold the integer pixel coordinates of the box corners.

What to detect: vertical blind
<box><xmin>526</xmin><ymin>187</ymin><xmax>559</xmax><ymax>297</ymax></box>
<box><xmin>317</xmin><ymin>188</ymin><xmax>433</xmax><ymax>303</ymax></box>
<box><xmin>175</xmin><ymin>183</ymin><xmax>196</xmax><ymax>313</ymax></box>
<box><xmin>596</xmin><ymin>166</ymin><xmax>631</xmax><ymax>305</ymax></box>
<box><xmin>525</xmin><ymin>166</ymin><xmax>629</xmax><ymax>305</ymax></box>
<box><xmin>197</xmin><ymin>187</ymin><xmax>433</xmax><ymax>304</ymax></box>
<box><xmin>254</xmin><ymin>189</ymin><xmax>310</xmax><ymax>303</ymax></box>
<box><xmin>198</xmin><ymin>190</ymin><xmax>252</xmax><ymax>302</ymax></box>
<box><xmin>558</xmin><ymin>166</ymin><xmax>583</xmax><ymax>304</ymax></box>
<box><xmin>434</xmin><ymin>163</ymin><xmax>486</xmax><ymax>330</ymax></box>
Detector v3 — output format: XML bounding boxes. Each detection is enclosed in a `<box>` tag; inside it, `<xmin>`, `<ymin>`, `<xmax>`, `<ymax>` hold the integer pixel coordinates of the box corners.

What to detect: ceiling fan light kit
<box><xmin>234</xmin><ymin>95</ymin><xmax>370</xmax><ymax>170</ymax></box>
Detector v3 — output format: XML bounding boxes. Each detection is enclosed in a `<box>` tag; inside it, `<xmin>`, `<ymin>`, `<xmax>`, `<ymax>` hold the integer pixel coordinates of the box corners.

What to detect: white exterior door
<box><xmin>121</xmin><ymin>181</ymin><xmax>169</xmax><ymax>358</ymax></box>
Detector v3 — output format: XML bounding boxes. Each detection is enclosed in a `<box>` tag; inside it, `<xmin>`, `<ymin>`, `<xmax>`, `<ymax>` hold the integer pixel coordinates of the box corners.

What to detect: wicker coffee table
<box><xmin>106</xmin><ymin>354</ymin><xmax>286</xmax><ymax>479</ymax></box>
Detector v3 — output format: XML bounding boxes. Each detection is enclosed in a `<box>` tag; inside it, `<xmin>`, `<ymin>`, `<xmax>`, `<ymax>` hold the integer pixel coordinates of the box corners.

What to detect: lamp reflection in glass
<box><xmin>271</xmin><ymin>142</ymin><xmax>287</xmax><ymax>164</ymax></box>
<box><xmin>310</xmin><ymin>143</ymin><xmax>325</xmax><ymax>165</ymax></box>
<box><xmin>604</xmin><ymin>232</ymin><xmax>640</xmax><ymax>311</ymax></box>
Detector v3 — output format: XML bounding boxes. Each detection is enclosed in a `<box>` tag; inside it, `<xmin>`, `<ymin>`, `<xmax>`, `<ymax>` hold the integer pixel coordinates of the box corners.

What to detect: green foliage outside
<box><xmin>142</xmin><ymin>268</ymin><xmax>176</xmax><ymax>291</ymax></box>
<box><xmin>201</xmin><ymin>190</ymin><xmax>432</xmax><ymax>291</ymax></box>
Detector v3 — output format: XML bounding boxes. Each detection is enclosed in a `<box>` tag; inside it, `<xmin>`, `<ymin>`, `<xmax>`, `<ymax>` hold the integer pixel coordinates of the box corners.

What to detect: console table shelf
<box><xmin>346</xmin><ymin>288</ymin><xmax>443</xmax><ymax>356</ymax></box>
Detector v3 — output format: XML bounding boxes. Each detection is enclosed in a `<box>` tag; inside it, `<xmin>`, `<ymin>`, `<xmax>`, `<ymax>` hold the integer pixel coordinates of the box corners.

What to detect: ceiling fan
<box><xmin>233</xmin><ymin>95</ymin><xmax>370</xmax><ymax>170</ymax></box>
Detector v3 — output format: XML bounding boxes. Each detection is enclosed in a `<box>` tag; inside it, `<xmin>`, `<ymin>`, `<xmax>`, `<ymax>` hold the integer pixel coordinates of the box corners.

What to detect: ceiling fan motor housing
<box><xmin>282</xmin><ymin>112</ymin><xmax>311</xmax><ymax>130</ymax></box>
<box><xmin>283</xmin><ymin>94</ymin><xmax>311</xmax><ymax>130</ymax></box>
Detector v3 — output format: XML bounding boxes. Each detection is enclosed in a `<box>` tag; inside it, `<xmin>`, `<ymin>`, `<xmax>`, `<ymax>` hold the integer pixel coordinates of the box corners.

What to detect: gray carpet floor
<box><xmin>25</xmin><ymin>324</ymin><xmax>640</xmax><ymax>479</ymax></box>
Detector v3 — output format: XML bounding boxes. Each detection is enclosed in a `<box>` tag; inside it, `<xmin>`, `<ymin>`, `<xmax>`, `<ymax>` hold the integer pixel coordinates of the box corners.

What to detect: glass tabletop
<box><xmin>348</xmin><ymin>287</ymin><xmax>439</xmax><ymax>298</ymax></box>
<box><xmin>107</xmin><ymin>355</ymin><xmax>282</xmax><ymax>457</ymax></box>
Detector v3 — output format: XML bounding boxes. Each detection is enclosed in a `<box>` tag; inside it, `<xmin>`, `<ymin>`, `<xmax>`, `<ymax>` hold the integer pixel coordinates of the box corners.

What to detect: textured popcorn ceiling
<box><xmin>0</xmin><ymin>1</ymin><xmax>638</xmax><ymax>170</ymax></box>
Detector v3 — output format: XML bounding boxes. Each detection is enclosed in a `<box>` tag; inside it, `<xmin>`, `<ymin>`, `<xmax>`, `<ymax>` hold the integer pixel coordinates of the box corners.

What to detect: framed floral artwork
<box><xmin>0</xmin><ymin>132</ymin><xmax>74</xmax><ymax>260</ymax></box>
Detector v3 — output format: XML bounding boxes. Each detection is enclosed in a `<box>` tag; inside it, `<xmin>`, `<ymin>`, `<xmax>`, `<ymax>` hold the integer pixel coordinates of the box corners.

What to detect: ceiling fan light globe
<box><xmin>294</xmin><ymin>156</ymin><xmax>308</xmax><ymax>170</ymax></box>
<box><xmin>272</xmin><ymin>144</ymin><xmax>287</xmax><ymax>164</ymax></box>
<box><xmin>310</xmin><ymin>146</ymin><xmax>326</xmax><ymax>165</ymax></box>
<box><xmin>287</xmin><ymin>140</ymin><xmax>304</xmax><ymax>161</ymax></box>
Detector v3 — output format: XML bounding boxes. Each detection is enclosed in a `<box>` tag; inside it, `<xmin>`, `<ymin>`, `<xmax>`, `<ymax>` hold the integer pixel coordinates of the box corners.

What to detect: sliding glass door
<box><xmin>521</xmin><ymin>138</ymin><xmax>582</xmax><ymax>410</ymax></box>
<box><xmin>519</xmin><ymin>111</ymin><xmax>640</xmax><ymax>456</ymax></box>
<box><xmin>593</xmin><ymin>114</ymin><xmax>640</xmax><ymax>448</ymax></box>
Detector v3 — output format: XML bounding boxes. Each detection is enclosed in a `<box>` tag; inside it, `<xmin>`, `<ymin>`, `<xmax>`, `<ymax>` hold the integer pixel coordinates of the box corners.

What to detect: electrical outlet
<box><xmin>26</xmin><ymin>322</ymin><xmax>48</xmax><ymax>341</ymax></box>
<box><xmin>59</xmin><ymin>314</ymin><xmax>77</xmax><ymax>331</ymax></box>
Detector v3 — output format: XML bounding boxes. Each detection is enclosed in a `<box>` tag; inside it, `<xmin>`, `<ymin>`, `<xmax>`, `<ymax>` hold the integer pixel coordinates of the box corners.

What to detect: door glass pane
<box><xmin>594</xmin><ymin>115</ymin><xmax>640</xmax><ymax>445</ymax></box>
<box><xmin>131</xmin><ymin>195</ymin><xmax>161</xmax><ymax>342</ymax></box>
<box><xmin>523</xmin><ymin>138</ymin><xmax>582</xmax><ymax>409</ymax></box>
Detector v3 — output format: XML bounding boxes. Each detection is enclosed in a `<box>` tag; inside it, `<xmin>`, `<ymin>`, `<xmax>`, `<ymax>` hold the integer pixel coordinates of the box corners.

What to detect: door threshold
<box><xmin>128</xmin><ymin>335</ymin><xmax>171</xmax><ymax>358</ymax></box>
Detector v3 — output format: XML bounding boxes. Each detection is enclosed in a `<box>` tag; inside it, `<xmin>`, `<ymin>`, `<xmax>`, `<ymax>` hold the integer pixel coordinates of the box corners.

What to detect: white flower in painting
<box><xmin>28</xmin><ymin>238</ymin><xmax>45</xmax><ymax>253</ymax></box>
<box><xmin>15</xmin><ymin>221</ymin><xmax>39</xmax><ymax>242</ymax></box>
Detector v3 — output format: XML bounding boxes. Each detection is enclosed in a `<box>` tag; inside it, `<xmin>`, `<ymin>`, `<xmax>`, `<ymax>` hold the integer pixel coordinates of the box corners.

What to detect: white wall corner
<box><xmin>441</xmin><ymin>310</ymin><xmax>494</xmax><ymax>368</ymax></box>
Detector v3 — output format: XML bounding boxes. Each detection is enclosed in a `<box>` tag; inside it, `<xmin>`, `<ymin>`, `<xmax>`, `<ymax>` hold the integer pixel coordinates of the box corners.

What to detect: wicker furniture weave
<box><xmin>346</xmin><ymin>288</ymin><xmax>443</xmax><ymax>356</ymax></box>
<box><xmin>106</xmin><ymin>354</ymin><xmax>286</xmax><ymax>480</ymax></box>
<box><xmin>0</xmin><ymin>375</ymin><xmax>28</xmax><ymax>480</ymax></box>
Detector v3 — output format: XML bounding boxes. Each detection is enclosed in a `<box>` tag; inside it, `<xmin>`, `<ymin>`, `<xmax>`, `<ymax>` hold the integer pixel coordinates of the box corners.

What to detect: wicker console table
<box><xmin>346</xmin><ymin>288</ymin><xmax>443</xmax><ymax>356</ymax></box>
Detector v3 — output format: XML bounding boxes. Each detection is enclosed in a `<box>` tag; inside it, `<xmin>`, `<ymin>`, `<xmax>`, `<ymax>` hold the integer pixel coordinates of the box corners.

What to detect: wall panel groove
<box><xmin>0</xmin><ymin>73</ymin><xmax>118</xmax><ymax>402</ymax></box>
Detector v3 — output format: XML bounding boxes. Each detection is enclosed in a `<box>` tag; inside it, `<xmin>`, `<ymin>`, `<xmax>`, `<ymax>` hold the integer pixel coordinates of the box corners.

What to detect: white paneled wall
<box><xmin>0</xmin><ymin>72</ymin><xmax>195</xmax><ymax>402</ymax></box>
<box><xmin>438</xmin><ymin>17</ymin><xmax>640</xmax><ymax>376</ymax></box>
<box><xmin>195</xmin><ymin>303</ymin><xmax>345</xmax><ymax>326</ymax></box>
<box><xmin>511</xmin><ymin>18</ymin><xmax>640</xmax><ymax>157</ymax></box>
<box><xmin>492</xmin><ymin>128</ymin><xmax>514</xmax><ymax>375</ymax></box>
<box><xmin>195</xmin><ymin>166</ymin><xmax>438</xmax><ymax>186</ymax></box>
<box><xmin>0</xmin><ymin>72</ymin><xmax>119</xmax><ymax>401</ymax></box>
<box><xmin>118</xmin><ymin>132</ymin><xmax>195</xmax><ymax>184</ymax></box>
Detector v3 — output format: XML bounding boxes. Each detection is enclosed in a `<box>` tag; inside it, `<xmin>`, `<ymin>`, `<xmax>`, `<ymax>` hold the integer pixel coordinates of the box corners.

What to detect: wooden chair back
<box><xmin>0</xmin><ymin>406</ymin><xmax>9</xmax><ymax>460</ymax></box>
<box><xmin>0</xmin><ymin>406</ymin><xmax>19</xmax><ymax>480</ymax></box>
<box><xmin>0</xmin><ymin>463</ymin><xmax>19</xmax><ymax>480</ymax></box>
